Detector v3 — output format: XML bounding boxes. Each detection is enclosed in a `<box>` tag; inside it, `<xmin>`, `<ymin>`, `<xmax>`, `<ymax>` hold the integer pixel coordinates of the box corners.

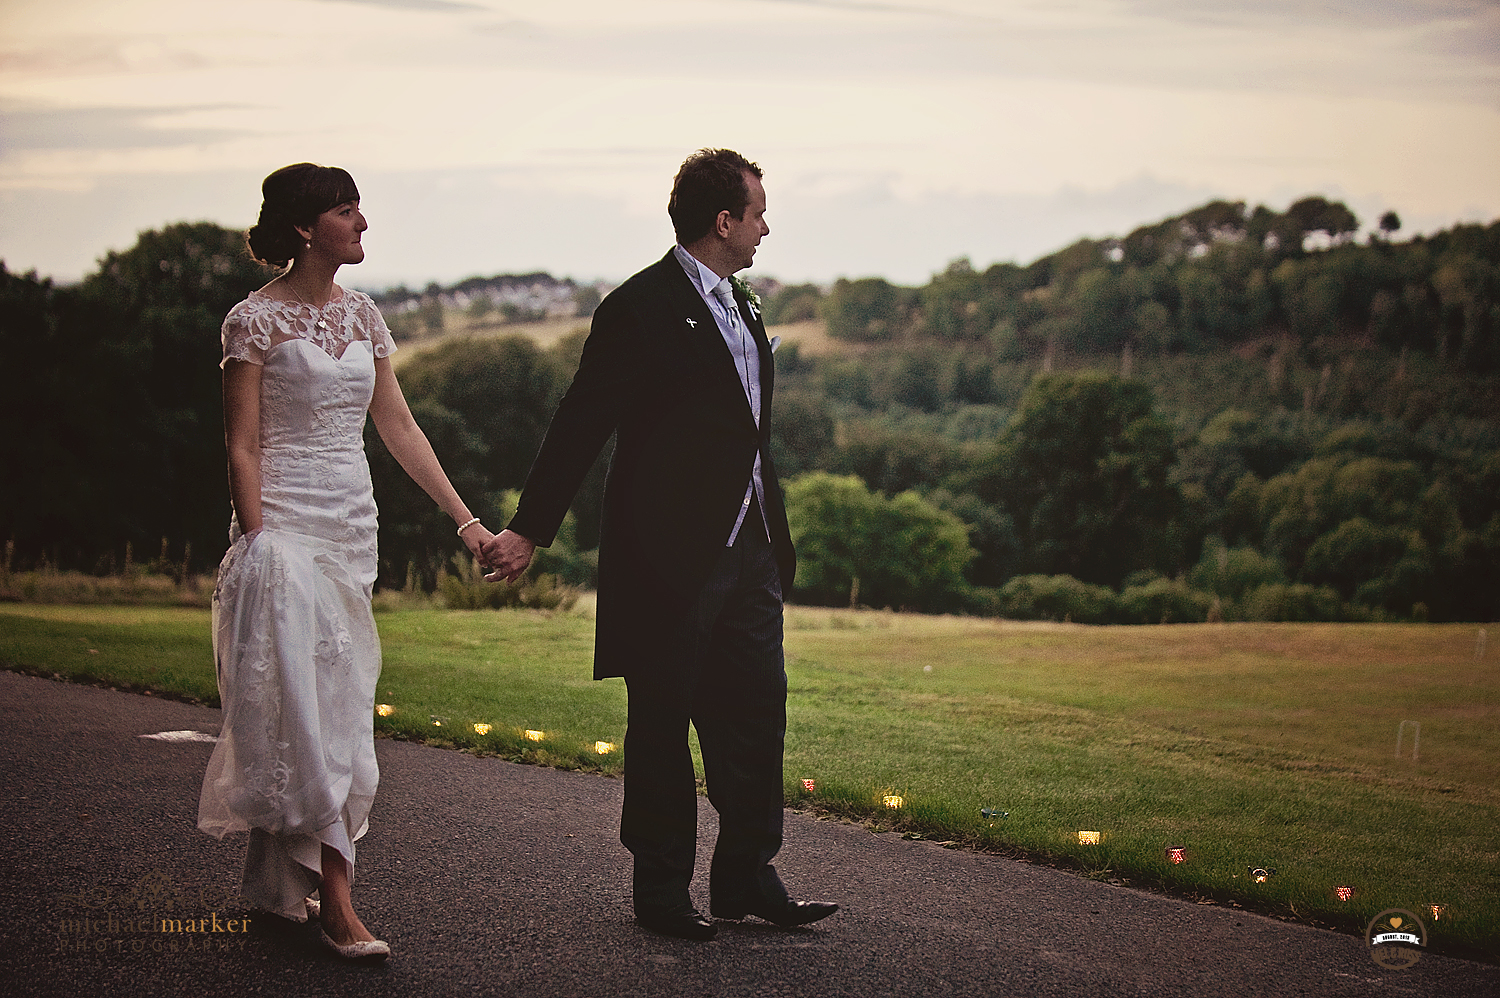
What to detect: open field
<box><xmin>388</xmin><ymin>314</ymin><xmax>591</xmax><ymax>369</ymax></box>
<box><xmin>764</xmin><ymin>318</ymin><xmax>845</xmax><ymax>357</ymax></box>
<box><xmin>1</xmin><ymin>603</ymin><xmax>1494</xmax><ymax>958</ymax></box>
<box><xmin>387</xmin><ymin>312</ymin><xmax>842</xmax><ymax>368</ymax></box>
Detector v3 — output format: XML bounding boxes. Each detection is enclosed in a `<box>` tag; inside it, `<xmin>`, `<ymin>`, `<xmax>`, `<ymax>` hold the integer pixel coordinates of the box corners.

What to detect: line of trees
<box><xmin>817</xmin><ymin>197</ymin><xmax>1499</xmax><ymax>376</ymax></box>
<box><xmin>3</xmin><ymin>197</ymin><xmax>1496</xmax><ymax>621</ymax></box>
<box><xmin>755</xmin><ymin>198</ymin><xmax>1499</xmax><ymax>622</ymax></box>
<box><xmin>1</xmin><ymin>224</ymin><xmax>274</xmax><ymax>577</ymax></box>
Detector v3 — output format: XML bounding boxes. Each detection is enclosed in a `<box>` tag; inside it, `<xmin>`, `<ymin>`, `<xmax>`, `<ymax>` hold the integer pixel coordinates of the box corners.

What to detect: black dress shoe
<box><xmin>636</xmin><ymin>905</ymin><xmax>718</xmax><ymax>941</ymax></box>
<box><xmin>711</xmin><ymin>898</ymin><xmax>840</xmax><ymax>927</ymax></box>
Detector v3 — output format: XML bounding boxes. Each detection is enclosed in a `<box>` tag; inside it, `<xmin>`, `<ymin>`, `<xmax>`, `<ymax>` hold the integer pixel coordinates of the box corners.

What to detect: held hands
<box><xmin>459</xmin><ymin>523</ymin><xmax>496</xmax><ymax>567</ymax></box>
<box><xmin>481</xmin><ymin>529</ymin><xmax>536</xmax><ymax>584</ymax></box>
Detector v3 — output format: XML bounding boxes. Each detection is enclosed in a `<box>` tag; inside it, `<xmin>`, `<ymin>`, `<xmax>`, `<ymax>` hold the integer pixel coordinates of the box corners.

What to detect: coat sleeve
<box><xmin>506</xmin><ymin>290</ymin><xmax>644</xmax><ymax>547</ymax></box>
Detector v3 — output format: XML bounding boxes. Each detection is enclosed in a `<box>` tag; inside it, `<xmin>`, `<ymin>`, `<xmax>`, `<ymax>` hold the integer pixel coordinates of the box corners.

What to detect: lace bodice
<box><xmin>221</xmin><ymin>287</ymin><xmax>396</xmax><ymax>367</ymax></box>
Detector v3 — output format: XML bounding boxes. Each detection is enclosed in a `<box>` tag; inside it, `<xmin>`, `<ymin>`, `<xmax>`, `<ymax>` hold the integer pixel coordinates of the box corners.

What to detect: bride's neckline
<box><xmin>252</xmin><ymin>283</ymin><xmax>349</xmax><ymax>309</ymax></box>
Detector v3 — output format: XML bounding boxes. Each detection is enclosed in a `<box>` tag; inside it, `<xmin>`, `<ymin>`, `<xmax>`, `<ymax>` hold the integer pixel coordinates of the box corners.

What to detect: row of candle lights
<box><xmin>378</xmin><ymin>709</ymin><xmax>1451</xmax><ymax>924</ymax></box>
<box><xmin>798</xmin><ymin>778</ymin><xmax>1448</xmax><ymax>919</ymax></box>
<box><xmin>375</xmin><ymin>705</ymin><xmax>617</xmax><ymax>754</ymax></box>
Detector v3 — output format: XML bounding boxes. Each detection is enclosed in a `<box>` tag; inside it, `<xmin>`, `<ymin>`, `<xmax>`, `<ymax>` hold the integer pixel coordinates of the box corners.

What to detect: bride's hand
<box><xmin>461</xmin><ymin>525</ymin><xmax>496</xmax><ymax>568</ymax></box>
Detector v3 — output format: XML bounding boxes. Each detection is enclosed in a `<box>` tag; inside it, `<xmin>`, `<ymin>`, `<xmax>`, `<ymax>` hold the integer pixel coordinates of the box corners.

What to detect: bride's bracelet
<box><xmin>456</xmin><ymin>517</ymin><xmax>482</xmax><ymax>537</ymax></box>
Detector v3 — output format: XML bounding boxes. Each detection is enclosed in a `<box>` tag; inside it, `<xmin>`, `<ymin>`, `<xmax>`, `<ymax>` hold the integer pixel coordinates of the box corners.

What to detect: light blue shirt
<box><xmin>673</xmin><ymin>244</ymin><xmax>768</xmax><ymax>545</ymax></box>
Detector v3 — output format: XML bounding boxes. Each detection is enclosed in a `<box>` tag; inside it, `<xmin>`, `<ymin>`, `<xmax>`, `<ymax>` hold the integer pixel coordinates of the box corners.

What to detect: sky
<box><xmin>1</xmin><ymin>0</ymin><xmax>1497</xmax><ymax>289</ymax></box>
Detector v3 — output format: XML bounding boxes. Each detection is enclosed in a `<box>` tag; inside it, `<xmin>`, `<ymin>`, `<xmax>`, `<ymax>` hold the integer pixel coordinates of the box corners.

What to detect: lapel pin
<box><xmin>685</xmin><ymin>317</ymin><xmax>697</xmax><ymax>327</ymax></box>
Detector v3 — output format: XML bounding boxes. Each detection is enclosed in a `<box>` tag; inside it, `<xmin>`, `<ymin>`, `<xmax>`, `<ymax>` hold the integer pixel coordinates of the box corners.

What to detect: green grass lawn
<box><xmin>1</xmin><ymin>602</ymin><xmax>1494</xmax><ymax>959</ymax></box>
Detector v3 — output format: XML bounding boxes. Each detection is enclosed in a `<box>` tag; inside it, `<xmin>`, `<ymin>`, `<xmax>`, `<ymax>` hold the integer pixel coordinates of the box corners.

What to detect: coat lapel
<box><xmin>652</xmin><ymin>252</ymin><xmax>763</xmax><ymax>428</ymax></box>
<box><xmin>733</xmin><ymin>285</ymin><xmax>774</xmax><ymax>406</ymax></box>
<box><xmin>654</xmin><ymin>253</ymin><xmax>717</xmax><ymax>348</ymax></box>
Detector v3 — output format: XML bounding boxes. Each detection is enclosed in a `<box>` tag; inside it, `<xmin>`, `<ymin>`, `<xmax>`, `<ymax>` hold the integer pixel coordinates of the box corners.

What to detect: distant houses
<box><xmin>374</xmin><ymin>272</ymin><xmax>615</xmax><ymax>327</ymax></box>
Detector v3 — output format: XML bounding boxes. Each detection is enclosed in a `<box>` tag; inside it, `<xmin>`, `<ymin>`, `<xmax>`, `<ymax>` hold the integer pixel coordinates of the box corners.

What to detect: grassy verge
<box><xmin>0</xmin><ymin>568</ymin><xmax>213</xmax><ymax>607</ymax></box>
<box><xmin>1</xmin><ymin>603</ymin><xmax>1494</xmax><ymax>959</ymax></box>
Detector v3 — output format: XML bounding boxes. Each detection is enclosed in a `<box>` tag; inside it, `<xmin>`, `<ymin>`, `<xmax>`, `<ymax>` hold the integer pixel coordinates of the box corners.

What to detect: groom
<box><xmin>482</xmin><ymin>149</ymin><xmax>838</xmax><ymax>941</ymax></box>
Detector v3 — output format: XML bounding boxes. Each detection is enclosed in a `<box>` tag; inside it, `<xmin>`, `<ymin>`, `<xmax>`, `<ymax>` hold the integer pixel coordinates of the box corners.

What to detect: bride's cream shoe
<box><xmin>319</xmin><ymin>927</ymin><xmax>390</xmax><ymax>961</ymax></box>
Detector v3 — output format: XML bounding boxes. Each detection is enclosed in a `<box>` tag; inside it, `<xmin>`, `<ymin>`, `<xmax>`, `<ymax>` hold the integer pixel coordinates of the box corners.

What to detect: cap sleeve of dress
<box><xmin>221</xmin><ymin>297</ymin><xmax>272</xmax><ymax>369</ymax></box>
<box><xmin>359</xmin><ymin>293</ymin><xmax>398</xmax><ymax>359</ymax></box>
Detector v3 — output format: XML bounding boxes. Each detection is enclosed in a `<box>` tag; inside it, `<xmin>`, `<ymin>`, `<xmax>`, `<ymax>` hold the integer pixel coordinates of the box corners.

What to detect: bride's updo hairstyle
<box><xmin>246</xmin><ymin>163</ymin><xmax>361</xmax><ymax>268</ymax></box>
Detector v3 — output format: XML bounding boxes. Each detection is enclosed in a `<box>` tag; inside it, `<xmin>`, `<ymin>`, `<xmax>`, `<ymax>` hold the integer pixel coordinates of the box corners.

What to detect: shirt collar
<box><xmin>673</xmin><ymin>244</ymin><xmax>731</xmax><ymax>300</ymax></box>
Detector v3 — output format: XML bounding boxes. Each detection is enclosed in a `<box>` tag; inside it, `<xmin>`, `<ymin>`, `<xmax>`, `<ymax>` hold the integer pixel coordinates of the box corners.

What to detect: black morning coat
<box><xmin>506</xmin><ymin>250</ymin><xmax>797</xmax><ymax>680</ymax></box>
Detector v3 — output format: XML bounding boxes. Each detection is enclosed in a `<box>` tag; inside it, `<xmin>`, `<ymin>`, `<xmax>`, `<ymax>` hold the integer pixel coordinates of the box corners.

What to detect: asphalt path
<box><xmin>1</xmin><ymin>669</ymin><xmax>1494</xmax><ymax>998</ymax></box>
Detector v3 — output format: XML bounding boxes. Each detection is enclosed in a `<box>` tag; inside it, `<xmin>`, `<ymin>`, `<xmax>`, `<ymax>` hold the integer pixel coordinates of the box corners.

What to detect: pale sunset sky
<box><xmin>1</xmin><ymin>0</ymin><xmax>1497</xmax><ymax>289</ymax></box>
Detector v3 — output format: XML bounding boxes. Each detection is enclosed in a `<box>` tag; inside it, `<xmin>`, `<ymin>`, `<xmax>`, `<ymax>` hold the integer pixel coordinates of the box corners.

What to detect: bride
<box><xmin>198</xmin><ymin>163</ymin><xmax>492</xmax><ymax>961</ymax></box>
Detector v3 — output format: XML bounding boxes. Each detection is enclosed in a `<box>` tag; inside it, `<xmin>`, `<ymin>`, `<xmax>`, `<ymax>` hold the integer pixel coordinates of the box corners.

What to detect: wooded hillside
<box><xmin>3</xmin><ymin>196</ymin><xmax>1495</xmax><ymax>621</ymax></box>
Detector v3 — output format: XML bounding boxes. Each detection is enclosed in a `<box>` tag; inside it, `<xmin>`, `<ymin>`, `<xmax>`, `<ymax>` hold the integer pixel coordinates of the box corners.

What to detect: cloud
<box><xmin>1119</xmin><ymin>0</ymin><xmax>1500</xmax><ymax>86</ymax></box>
<box><xmin>1124</xmin><ymin>0</ymin><xmax>1494</xmax><ymax>31</ymax></box>
<box><xmin>400</xmin><ymin>5</ymin><xmax>1497</xmax><ymax>106</ymax></box>
<box><xmin>745</xmin><ymin>0</ymin><xmax>989</xmax><ymax>18</ymax></box>
<box><xmin>0</xmin><ymin>104</ymin><xmax>243</xmax><ymax>154</ymax></box>
<box><xmin>0</xmin><ymin>36</ymin><xmax>213</xmax><ymax>78</ymax></box>
<box><xmin>766</xmin><ymin>175</ymin><xmax>1227</xmax><ymax>282</ymax></box>
<box><xmin>311</xmin><ymin>0</ymin><xmax>488</xmax><ymax>11</ymax></box>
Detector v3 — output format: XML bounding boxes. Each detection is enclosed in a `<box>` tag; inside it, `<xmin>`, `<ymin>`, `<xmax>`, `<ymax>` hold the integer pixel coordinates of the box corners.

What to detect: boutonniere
<box><xmin>730</xmin><ymin>276</ymin><xmax>761</xmax><ymax>319</ymax></box>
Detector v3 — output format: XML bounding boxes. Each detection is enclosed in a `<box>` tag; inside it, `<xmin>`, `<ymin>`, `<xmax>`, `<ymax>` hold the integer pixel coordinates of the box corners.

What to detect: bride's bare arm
<box><xmin>223</xmin><ymin>359</ymin><xmax>265</xmax><ymax>536</ymax></box>
<box><xmin>367</xmin><ymin>356</ymin><xmax>494</xmax><ymax>559</ymax></box>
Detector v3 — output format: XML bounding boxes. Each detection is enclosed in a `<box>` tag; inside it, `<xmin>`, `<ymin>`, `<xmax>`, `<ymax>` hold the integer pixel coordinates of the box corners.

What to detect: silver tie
<box><xmin>712</xmin><ymin>281</ymin><xmax>739</xmax><ymax>330</ymax></box>
<box><xmin>713</xmin><ymin>282</ymin><xmax>757</xmax><ymax>418</ymax></box>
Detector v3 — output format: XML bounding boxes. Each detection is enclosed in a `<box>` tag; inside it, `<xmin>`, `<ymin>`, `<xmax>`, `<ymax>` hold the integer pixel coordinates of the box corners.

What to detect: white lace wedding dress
<box><xmin>198</xmin><ymin>287</ymin><xmax>395</xmax><ymax>920</ymax></box>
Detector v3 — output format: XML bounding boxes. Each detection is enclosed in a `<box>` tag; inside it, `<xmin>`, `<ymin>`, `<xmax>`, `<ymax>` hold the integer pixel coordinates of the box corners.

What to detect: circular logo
<box><xmin>1367</xmin><ymin>909</ymin><xmax>1426</xmax><ymax>970</ymax></box>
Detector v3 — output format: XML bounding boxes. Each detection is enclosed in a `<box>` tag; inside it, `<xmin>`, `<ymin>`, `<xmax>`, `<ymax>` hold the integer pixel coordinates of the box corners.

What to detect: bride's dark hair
<box><xmin>246</xmin><ymin>163</ymin><xmax>361</xmax><ymax>268</ymax></box>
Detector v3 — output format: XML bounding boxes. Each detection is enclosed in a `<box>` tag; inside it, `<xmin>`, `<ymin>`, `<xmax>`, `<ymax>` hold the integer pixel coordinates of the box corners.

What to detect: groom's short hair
<box><xmin>668</xmin><ymin>149</ymin><xmax>762</xmax><ymax>245</ymax></box>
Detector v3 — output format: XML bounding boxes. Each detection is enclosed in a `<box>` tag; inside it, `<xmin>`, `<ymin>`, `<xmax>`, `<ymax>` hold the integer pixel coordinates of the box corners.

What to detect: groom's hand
<box><xmin>482</xmin><ymin>529</ymin><xmax>537</xmax><ymax>584</ymax></box>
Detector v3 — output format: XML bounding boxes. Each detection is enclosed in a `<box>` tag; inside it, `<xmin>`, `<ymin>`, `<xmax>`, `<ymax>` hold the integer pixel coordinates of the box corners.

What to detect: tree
<box><xmin>768</xmin><ymin>390</ymin><xmax>834</xmax><ymax>478</ymax></box>
<box><xmin>1187</xmin><ymin>538</ymin><xmax>1288</xmax><ymax>601</ymax></box>
<box><xmin>1302</xmin><ymin>516</ymin><xmax>1422</xmax><ymax>608</ymax></box>
<box><xmin>1</xmin><ymin>224</ymin><xmax>275</xmax><ymax>573</ymax></box>
<box><xmin>1067</xmin><ymin>268</ymin><xmax>1133</xmax><ymax>352</ymax></box>
<box><xmin>366</xmin><ymin>335</ymin><xmax>577</xmax><ymax>587</ymax></box>
<box><xmin>922</xmin><ymin>257</ymin><xmax>1007</xmax><ymax>341</ymax></box>
<box><xmin>1284</xmin><ymin>196</ymin><xmax>1359</xmax><ymax>246</ymax></box>
<box><xmin>926</xmin><ymin>488</ymin><xmax>1018</xmax><ymax>587</ymax></box>
<box><xmin>1260</xmin><ymin>454</ymin><xmax>1425</xmax><ymax>578</ymax></box>
<box><xmin>882</xmin><ymin>350</ymin><xmax>945</xmax><ymax>412</ymax></box>
<box><xmin>1179</xmin><ymin>408</ymin><xmax>1318</xmax><ymax>504</ymax></box>
<box><xmin>960</xmin><ymin>372</ymin><xmax>1185</xmax><ymax>586</ymax></box>
<box><xmin>764</xmin><ymin>283</ymin><xmax>822</xmax><ymax>325</ymax></box>
<box><xmin>1121</xmin><ymin>200</ymin><xmax>1247</xmax><ymax>265</ymax></box>
<box><xmin>829</xmin><ymin>425</ymin><xmax>961</xmax><ymax>496</ymax></box>
<box><xmin>819</xmin><ymin>277</ymin><xmax>915</xmax><ymax>341</ymax></box>
<box><xmin>0</xmin><ymin>266</ymin><xmax>68</xmax><ymax>565</ymax></box>
<box><xmin>784</xmin><ymin>472</ymin><xmax>973</xmax><ymax>611</ymax></box>
<box><xmin>1430</xmin><ymin>254</ymin><xmax>1500</xmax><ymax>371</ymax></box>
